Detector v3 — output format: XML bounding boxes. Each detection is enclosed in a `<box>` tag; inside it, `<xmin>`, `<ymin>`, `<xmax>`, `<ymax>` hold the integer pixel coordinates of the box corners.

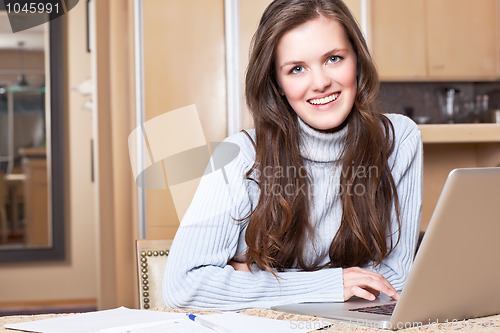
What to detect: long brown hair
<box><xmin>243</xmin><ymin>0</ymin><xmax>401</xmax><ymax>273</ymax></box>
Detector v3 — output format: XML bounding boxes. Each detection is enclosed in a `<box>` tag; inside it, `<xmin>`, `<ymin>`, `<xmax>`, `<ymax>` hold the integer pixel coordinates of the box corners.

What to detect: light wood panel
<box><xmin>143</xmin><ymin>0</ymin><xmax>226</xmax><ymax>142</ymax></box>
<box><xmin>142</xmin><ymin>0</ymin><xmax>226</xmax><ymax>239</ymax></box>
<box><xmin>426</xmin><ymin>0</ymin><xmax>500</xmax><ymax>80</ymax></box>
<box><xmin>370</xmin><ymin>0</ymin><xmax>427</xmax><ymax>80</ymax></box>
<box><xmin>419</xmin><ymin>124</ymin><xmax>500</xmax><ymax>143</ymax></box>
<box><xmin>370</xmin><ymin>0</ymin><xmax>500</xmax><ymax>81</ymax></box>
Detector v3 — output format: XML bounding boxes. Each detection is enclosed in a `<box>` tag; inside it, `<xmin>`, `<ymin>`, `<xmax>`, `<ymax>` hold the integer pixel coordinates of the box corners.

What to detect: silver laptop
<box><xmin>272</xmin><ymin>167</ymin><xmax>500</xmax><ymax>330</ymax></box>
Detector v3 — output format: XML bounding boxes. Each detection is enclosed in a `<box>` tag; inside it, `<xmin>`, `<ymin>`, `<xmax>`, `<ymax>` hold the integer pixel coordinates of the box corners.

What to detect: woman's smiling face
<box><xmin>275</xmin><ymin>15</ymin><xmax>358</xmax><ymax>131</ymax></box>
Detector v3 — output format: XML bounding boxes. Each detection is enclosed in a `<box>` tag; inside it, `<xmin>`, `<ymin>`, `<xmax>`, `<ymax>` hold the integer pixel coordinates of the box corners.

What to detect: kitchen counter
<box><xmin>419</xmin><ymin>123</ymin><xmax>500</xmax><ymax>143</ymax></box>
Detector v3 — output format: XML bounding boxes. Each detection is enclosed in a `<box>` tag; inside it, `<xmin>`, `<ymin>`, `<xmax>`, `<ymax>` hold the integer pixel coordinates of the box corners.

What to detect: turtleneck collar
<box><xmin>297</xmin><ymin>116</ymin><xmax>348</xmax><ymax>163</ymax></box>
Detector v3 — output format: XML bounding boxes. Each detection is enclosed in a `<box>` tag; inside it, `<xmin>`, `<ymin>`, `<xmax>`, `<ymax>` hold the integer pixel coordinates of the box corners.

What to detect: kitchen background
<box><xmin>365</xmin><ymin>0</ymin><xmax>500</xmax><ymax>125</ymax></box>
<box><xmin>379</xmin><ymin>81</ymin><xmax>500</xmax><ymax>124</ymax></box>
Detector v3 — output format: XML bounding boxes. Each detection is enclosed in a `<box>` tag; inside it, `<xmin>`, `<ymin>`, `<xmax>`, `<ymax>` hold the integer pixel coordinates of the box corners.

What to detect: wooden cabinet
<box><xmin>371</xmin><ymin>0</ymin><xmax>427</xmax><ymax>79</ymax></box>
<box><xmin>371</xmin><ymin>0</ymin><xmax>500</xmax><ymax>81</ymax></box>
<box><xmin>426</xmin><ymin>0</ymin><xmax>499</xmax><ymax>79</ymax></box>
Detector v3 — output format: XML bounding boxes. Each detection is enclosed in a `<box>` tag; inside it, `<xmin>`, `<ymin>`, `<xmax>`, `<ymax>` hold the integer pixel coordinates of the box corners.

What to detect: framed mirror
<box><xmin>0</xmin><ymin>8</ymin><xmax>65</xmax><ymax>262</ymax></box>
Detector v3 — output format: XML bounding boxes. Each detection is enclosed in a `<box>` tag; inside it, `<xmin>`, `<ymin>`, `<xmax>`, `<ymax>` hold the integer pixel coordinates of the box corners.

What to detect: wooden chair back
<box><xmin>135</xmin><ymin>239</ymin><xmax>173</xmax><ymax>309</ymax></box>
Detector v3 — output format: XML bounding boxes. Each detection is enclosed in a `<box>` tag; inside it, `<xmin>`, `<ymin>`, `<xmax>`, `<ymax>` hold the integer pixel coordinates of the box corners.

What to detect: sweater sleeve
<box><xmin>162</xmin><ymin>135</ymin><xmax>344</xmax><ymax>310</ymax></box>
<box><xmin>366</xmin><ymin>122</ymin><xmax>423</xmax><ymax>291</ymax></box>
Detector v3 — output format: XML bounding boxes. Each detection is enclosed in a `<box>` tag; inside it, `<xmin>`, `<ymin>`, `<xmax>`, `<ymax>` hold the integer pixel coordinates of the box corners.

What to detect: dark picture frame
<box><xmin>0</xmin><ymin>11</ymin><xmax>66</xmax><ymax>262</ymax></box>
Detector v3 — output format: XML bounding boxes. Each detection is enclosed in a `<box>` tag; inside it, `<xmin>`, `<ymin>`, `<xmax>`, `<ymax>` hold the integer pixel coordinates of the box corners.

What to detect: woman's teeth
<box><xmin>308</xmin><ymin>93</ymin><xmax>339</xmax><ymax>105</ymax></box>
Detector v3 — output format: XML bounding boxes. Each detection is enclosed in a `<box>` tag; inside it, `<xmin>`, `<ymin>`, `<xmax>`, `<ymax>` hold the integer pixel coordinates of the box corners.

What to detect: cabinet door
<box><xmin>370</xmin><ymin>0</ymin><xmax>427</xmax><ymax>80</ymax></box>
<box><xmin>427</xmin><ymin>0</ymin><xmax>500</xmax><ymax>80</ymax></box>
<box><xmin>143</xmin><ymin>0</ymin><xmax>227</xmax><ymax>238</ymax></box>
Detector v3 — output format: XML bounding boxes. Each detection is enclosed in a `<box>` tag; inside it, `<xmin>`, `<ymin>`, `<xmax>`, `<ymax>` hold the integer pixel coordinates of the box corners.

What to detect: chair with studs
<box><xmin>136</xmin><ymin>239</ymin><xmax>173</xmax><ymax>309</ymax></box>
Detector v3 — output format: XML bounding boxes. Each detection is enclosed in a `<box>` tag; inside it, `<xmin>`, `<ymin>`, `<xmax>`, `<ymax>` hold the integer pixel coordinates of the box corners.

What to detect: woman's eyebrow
<box><xmin>323</xmin><ymin>48</ymin><xmax>348</xmax><ymax>56</ymax></box>
<box><xmin>279</xmin><ymin>60</ymin><xmax>306</xmax><ymax>70</ymax></box>
<box><xmin>320</xmin><ymin>48</ymin><xmax>349</xmax><ymax>62</ymax></box>
<box><xmin>279</xmin><ymin>48</ymin><xmax>349</xmax><ymax>69</ymax></box>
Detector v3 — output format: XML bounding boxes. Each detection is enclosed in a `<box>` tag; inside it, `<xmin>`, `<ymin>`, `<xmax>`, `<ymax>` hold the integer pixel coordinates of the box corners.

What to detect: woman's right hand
<box><xmin>343</xmin><ymin>267</ymin><xmax>400</xmax><ymax>301</ymax></box>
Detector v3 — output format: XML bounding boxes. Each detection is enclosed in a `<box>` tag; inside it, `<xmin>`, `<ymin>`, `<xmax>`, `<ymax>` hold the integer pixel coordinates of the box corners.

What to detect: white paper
<box><xmin>198</xmin><ymin>312</ymin><xmax>325</xmax><ymax>333</ymax></box>
<box><xmin>99</xmin><ymin>316</ymin><xmax>214</xmax><ymax>333</ymax></box>
<box><xmin>5</xmin><ymin>307</ymin><xmax>326</xmax><ymax>333</ymax></box>
<box><xmin>109</xmin><ymin>312</ymin><xmax>326</xmax><ymax>333</ymax></box>
<box><xmin>4</xmin><ymin>307</ymin><xmax>186</xmax><ymax>333</ymax></box>
<box><xmin>99</xmin><ymin>317</ymin><xmax>214</xmax><ymax>333</ymax></box>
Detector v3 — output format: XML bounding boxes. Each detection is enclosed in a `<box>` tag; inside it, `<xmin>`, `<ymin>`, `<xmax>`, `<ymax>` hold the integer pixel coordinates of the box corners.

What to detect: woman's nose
<box><xmin>311</xmin><ymin>69</ymin><xmax>331</xmax><ymax>92</ymax></box>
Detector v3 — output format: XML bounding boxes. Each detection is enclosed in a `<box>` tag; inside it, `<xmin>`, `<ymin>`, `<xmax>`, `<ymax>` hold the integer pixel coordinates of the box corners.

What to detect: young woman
<box><xmin>163</xmin><ymin>0</ymin><xmax>422</xmax><ymax>310</ymax></box>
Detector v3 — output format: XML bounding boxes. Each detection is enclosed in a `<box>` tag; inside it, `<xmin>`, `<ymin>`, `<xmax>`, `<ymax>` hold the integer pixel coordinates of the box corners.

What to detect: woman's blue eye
<box><xmin>328</xmin><ymin>56</ymin><xmax>341</xmax><ymax>64</ymax></box>
<box><xmin>290</xmin><ymin>66</ymin><xmax>303</xmax><ymax>74</ymax></box>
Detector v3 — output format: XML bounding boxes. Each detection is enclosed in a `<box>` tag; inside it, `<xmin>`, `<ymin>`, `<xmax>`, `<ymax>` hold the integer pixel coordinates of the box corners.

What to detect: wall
<box><xmin>0</xmin><ymin>2</ymin><xmax>97</xmax><ymax>308</ymax></box>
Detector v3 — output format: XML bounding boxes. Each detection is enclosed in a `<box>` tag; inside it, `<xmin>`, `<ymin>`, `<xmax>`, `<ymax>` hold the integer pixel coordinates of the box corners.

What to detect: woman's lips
<box><xmin>307</xmin><ymin>92</ymin><xmax>340</xmax><ymax>105</ymax></box>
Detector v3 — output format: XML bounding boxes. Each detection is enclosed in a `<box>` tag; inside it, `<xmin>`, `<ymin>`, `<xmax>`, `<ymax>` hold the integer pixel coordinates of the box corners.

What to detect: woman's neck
<box><xmin>297</xmin><ymin>116</ymin><xmax>348</xmax><ymax>163</ymax></box>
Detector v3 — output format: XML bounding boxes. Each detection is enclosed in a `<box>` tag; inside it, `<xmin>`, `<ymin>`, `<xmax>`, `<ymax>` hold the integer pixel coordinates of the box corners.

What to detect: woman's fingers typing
<box><xmin>343</xmin><ymin>267</ymin><xmax>399</xmax><ymax>301</ymax></box>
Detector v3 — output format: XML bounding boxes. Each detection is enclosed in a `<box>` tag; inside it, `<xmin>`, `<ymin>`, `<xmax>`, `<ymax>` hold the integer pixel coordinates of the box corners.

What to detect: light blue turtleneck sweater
<box><xmin>163</xmin><ymin>113</ymin><xmax>422</xmax><ymax>310</ymax></box>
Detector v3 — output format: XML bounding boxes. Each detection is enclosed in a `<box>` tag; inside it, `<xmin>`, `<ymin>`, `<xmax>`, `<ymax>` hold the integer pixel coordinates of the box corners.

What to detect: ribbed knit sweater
<box><xmin>163</xmin><ymin>113</ymin><xmax>422</xmax><ymax>310</ymax></box>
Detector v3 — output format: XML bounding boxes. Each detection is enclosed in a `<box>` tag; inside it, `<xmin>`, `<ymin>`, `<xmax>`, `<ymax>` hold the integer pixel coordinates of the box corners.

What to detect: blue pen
<box><xmin>187</xmin><ymin>314</ymin><xmax>233</xmax><ymax>333</ymax></box>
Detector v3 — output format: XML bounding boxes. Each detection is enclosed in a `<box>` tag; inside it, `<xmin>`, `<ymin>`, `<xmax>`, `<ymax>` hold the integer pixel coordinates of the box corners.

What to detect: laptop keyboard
<box><xmin>349</xmin><ymin>303</ymin><xmax>396</xmax><ymax>316</ymax></box>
